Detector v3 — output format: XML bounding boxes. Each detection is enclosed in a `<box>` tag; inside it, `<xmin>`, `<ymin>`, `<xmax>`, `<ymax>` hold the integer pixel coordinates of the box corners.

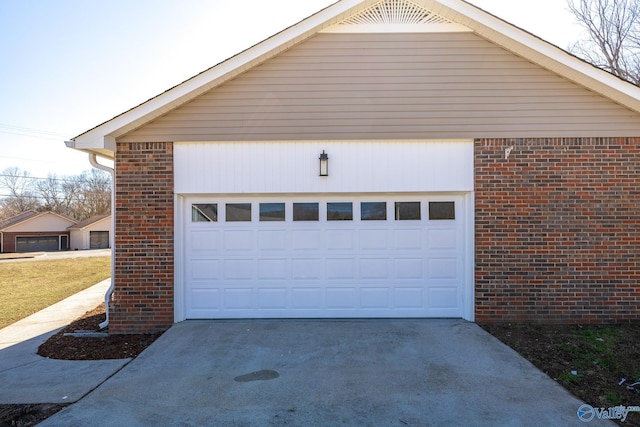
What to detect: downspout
<box><xmin>88</xmin><ymin>153</ymin><xmax>115</xmax><ymax>330</ymax></box>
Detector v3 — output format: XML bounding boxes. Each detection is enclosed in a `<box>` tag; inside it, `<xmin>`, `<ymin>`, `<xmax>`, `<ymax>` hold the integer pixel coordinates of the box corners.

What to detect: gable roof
<box><xmin>69</xmin><ymin>0</ymin><xmax>640</xmax><ymax>159</ymax></box>
<box><xmin>0</xmin><ymin>210</ymin><xmax>39</xmax><ymax>230</ymax></box>
<box><xmin>67</xmin><ymin>214</ymin><xmax>110</xmax><ymax>230</ymax></box>
<box><xmin>0</xmin><ymin>211</ymin><xmax>77</xmax><ymax>231</ymax></box>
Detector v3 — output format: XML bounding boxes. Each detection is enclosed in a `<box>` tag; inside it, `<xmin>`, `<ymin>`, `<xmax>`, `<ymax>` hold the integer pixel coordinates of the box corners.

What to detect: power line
<box><xmin>0</xmin><ymin>154</ymin><xmax>87</xmax><ymax>166</ymax></box>
<box><xmin>0</xmin><ymin>173</ymin><xmax>111</xmax><ymax>184</ymax></box>
<box><xmin>0</xmin><ymin>123</ymin><xmax>70</xmax><ymax>141</ymax></box>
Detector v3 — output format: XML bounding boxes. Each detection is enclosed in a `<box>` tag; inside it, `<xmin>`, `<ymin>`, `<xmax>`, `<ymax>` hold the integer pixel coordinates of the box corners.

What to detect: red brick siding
<box><xmin>112</xmin><ymin>142</ymin><xmax>174</xmax><ymax>334</ymax></box>
<box><xmin>475</xmin><ymin>138</ymin><xmax>640</xmax><ymax>323</ymax></box>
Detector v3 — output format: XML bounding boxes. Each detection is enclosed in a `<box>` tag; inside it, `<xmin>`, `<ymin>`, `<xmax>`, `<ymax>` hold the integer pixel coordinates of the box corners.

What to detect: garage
<box><xmin>16</xmin><ymin>236</ymin><xmax>60</xmax><ymax>252</ymax></box>
<box><xmin>184</xmin><ymin>195</ymin><xmax>469</xmax><ymax>319</ymax></box>
<box><xmin>90</xmin><ymin>231</ymin><xmax>110</xmax><ymax>249</ymax></box>
<box><xmin>175</xmin><ymin>140</ymin><xmax>474</xmax><ymax>320</ymax></box>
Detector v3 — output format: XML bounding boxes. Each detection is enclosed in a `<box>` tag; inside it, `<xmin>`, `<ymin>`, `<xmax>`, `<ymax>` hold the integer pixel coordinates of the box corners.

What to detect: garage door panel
<box><xmin>359</xmin><ymin>258</ymin><xmax>389</xmax><ymax>279</ymax></box>
<box><xmin>428</xmin><ymin>229</ymin><xmax>458</xmax><ymax>250</ymax></box>
<box><xmin>191</xmin><ymin>260</ymin><xmax>220</xmax><ymax>280</ymax></box>
<box><xmin>292</xmin><ymin>288</ymin><xmax>323</xmax><ymax>309</ymax></box>
<box><xmin>394</xmin><ymin>287</ymin><xmax>425</xmax><ymax>309</ymax></box>
<box><xmin>326</xmin><ymin>258</ymin><xmax>355</xmax><ymax>279</ymax></box>
<box><xmin>394</xmin><ymin>229</ymin><xmax>423</xmax><ymax>250</ymax></box>
<box><xmin>428</xmin><ymin>288</ymin><xmax>459</xmax><ymax>309</ymax></box>
<box><xmin>292</xmin><ymin>230</ymin><xmax>322</xmax><ymax>250</ymax></box>
<box><xmin>184</xmin><ymin>195</ymin><xmax>467</xmax><ymax>319</ymax></box>
<box><xmin>428</xmin><ymin>258</ymin><xmax>459</xmax><ymax>279</ymax></box>
<box><xmin>190</xmin><ymin>231</ymin><xmax>221</xmax><ymax>251</ymax></box>
<box><xmin>326</xmin><ymin>287</ymin><xmax>358</xmax><ymax>308</ymax></box>
<box><xmin>189</xmin><ymin>288</ymin><xmax>221</xmax><ymax>310</ymax></box>
<box><xmin>360</xmin><ymin>229</ymin><xmax>388</xmax><ymax>250</ymax></box>
<box><xmin>224</xmin><ymin>230</ymin><xmax>254</xmax><ymax>251</ymax></box>
<box><xmin>258</xmin><ymin>230</ymin><xmax>287</xmax><ymax>250</ymax></box>
<box><xmin>257</xmin><ymin>259</ymin><xmax>288</xmax><ymax>279</ymax></box>
<box><xmin>361</xmin><ymin>287</ymin><xmax>391</xmax><ymax>308</ymax></box>
<box><xmin>223</xmin><ymin>259</ymin><xmax>254</xmax><ymax>280</ymax></box>
<box><xmin>257</xmin><ymin>288</ymin><xmax>288</xmax><ymax>309</ymax></box>
<box><xmin>89</xmin><ymin>231</ymin><xmax>109</xmax><ymax>249</ymax></box>
<box><xmin>16</xmin><ymin>236</ymin><xmax>60</xmax><ymax>252</ymax></box>
<box><xmin>224</xmin><ymin>288</ymin><xmax>254</xmax><ymax>309</ymax></box>
<box><xmin>395</xmin><ymin>259</ymin><xmax>424</xmax><ymax>279</ymax></box>
<box><xmin>292</xmin><ymin>258</ymin><xmax>322</xmax><ymax>279</ymax></box>
<box><xmin>326</xmin><ymin>229</ymin><xmax>355</xmax><ymax>249</ymax></box>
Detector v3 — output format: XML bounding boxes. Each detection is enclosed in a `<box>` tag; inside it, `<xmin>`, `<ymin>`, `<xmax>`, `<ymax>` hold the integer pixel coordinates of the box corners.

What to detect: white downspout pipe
<box><xmin>89</xmin><ymin>153</ymin><xmax>115</xmax><ymax>330</ymax></box>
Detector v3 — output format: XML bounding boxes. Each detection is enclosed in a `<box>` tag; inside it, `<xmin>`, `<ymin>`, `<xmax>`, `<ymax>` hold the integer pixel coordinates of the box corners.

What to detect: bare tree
<box><xmin>568</xmin><ymin>0</ymin><xmax>640</xmax><ymax>84</ymax></box>
<box><xmin>75</xmin><ymin>169</ymin><xmax>111</xmax><ymax>219</ymax></box>
<box><xmin>0</xmin><ymin>168</ymin><xmax>111</xmax><ymax>221</ymax></box>
<box><xmin>0</xmin><ymin>167</ymin><xmax>40</xmax><ymax>219</ymax></box>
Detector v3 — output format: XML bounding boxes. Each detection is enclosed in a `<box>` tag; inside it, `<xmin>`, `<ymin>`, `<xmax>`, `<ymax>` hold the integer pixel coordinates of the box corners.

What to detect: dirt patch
<box><xmin>482</xmin><ymin>323</ymin><xmax>640</xmax><ymax>426</ymax></box>
<box><xmin>37</xmin><ymin>305</ymin><xmax>163</xmax><ymax>360</ymax></box>
<box><xmin>0</xmin><ymin>403</ymin><xmax>68</xmax><ymax>427</ymax></box>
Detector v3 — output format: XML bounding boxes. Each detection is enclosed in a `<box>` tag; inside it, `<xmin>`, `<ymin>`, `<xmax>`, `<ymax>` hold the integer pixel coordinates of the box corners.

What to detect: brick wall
<box><xmin>112</xmin><ymin>142</ymin><xmax>174</xmax><ymax>334</ymax></box>
<box><xmin>475</xmin><ymin>138</ymin><xmax>640</xmax><ymax>324</ymax></box>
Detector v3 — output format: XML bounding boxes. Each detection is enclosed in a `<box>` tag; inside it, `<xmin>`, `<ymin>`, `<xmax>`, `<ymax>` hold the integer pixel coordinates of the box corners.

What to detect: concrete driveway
<box><xmin>41</xmin><ymin>319</ymin><xmax>599</xmax><ymax>426</ymax></box>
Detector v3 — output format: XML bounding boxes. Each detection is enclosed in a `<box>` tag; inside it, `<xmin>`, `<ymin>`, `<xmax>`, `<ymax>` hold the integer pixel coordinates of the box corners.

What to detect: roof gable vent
<box><xmin>342</xmin><ymin>0</ymin><xmax>451</xmax><ymax>25</ymax></box>
<box><xmin>323</xmin><ymin>0</ymin><xmax>471</xmax><ymax>33</ymax></box>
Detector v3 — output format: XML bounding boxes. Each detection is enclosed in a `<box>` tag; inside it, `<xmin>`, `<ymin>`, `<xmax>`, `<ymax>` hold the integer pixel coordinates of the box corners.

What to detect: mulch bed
<box><xmin>37</xmin><ymin>305</ymin><xmax>163</xmax><ymax>360</ymax></box>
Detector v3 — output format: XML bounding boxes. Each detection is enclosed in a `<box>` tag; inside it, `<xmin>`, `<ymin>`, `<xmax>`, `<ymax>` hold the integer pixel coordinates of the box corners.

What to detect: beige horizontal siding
<box><xmin>120</xmin><ymin>32</ymin><xmax>640</xmax><ymax>143</ymax></box>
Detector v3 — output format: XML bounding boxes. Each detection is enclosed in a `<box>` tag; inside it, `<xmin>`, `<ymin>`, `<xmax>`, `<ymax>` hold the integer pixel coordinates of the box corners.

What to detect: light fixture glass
<box><xmin>319</xmin><ymin>150</ymin><xmax>328</xmax><ymax>176</ymax></box>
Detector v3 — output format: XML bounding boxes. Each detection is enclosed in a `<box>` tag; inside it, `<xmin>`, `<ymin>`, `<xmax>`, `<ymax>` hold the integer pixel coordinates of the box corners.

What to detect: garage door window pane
<box><xmin>192</xmin><ymin>204</ymin><xmax>217</xmax><ymax>222</ymax></box>
<box><xmin>293</xmin><ymin>203</ymin><xmax>319</xmax><ymax>221</ymax></box>
<box><xmin>361</xmin><ymin>202</ymin><xmax>387</xmax><ymax>221</ymax></box>
<box><xmin>226</xmin><ymin>203</ymin><xmax>252</xmax><ymax>222</ymax></box>
<box><xmin>429</xmin><ymin>202</ymin><xmax>455</xmax><ymax>220</ymax></box>
<box><xmin>395</xmin><ymin>202</ymin><xmax>421</xmax><ymax>220</ymax></box>
<box><xmin>260</xmin><ymin>203</ymin><xmax>285</xmax><ymax>221</ymax></box>
<box><xmin>327</xmin><ymin>202</ymin><xmax>353</xmax><ymax>221</ymax></box>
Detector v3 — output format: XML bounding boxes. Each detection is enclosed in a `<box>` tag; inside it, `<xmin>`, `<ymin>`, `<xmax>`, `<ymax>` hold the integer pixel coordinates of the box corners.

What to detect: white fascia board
<box><xmin>428</xmin><ymin>0</ymin><xmax>640</xmax><ymax>114</ymax></box>
<box><xmin>72</xmin><ymin>0</ymin><xmax>364</xmax><ymax>153</ymax></box>
<box><xmin>321</xmin><ymin>23</ymin><xmax>471</xmax><ymax>33</ymax></box>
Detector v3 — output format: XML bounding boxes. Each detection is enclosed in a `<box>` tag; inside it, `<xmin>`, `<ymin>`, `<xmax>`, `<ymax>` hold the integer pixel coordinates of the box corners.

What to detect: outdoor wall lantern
<box><xmin>319</xmin><ymin>150</ymin><xmax>329</xmax><ymax>176</ymax></box>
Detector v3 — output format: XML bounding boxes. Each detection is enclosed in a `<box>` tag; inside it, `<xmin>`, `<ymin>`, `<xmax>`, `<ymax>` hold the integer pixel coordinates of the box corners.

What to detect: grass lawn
<box><xmin>0</xmin><ymin>257</ymin><xmax>111</xmax><ymax>329</ymax></box>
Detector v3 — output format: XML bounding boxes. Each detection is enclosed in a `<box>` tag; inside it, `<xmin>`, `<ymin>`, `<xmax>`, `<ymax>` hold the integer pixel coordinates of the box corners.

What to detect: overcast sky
<box><xmin>0</xmin><ymin>0</ymin><xmax>584</xmax><ymax>179</ymax></box>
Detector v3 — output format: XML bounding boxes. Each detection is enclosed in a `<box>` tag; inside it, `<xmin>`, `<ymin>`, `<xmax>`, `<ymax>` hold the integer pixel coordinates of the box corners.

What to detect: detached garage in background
<box><xmin>0</xmin><ymin>211</ymin><xmax>75</xmax><ymax>253</ymax></box>
<box><xmin>66</xmin><ymin>0</ymin><xmax>640</xmax><ymax>334</ymax></box>
<box><xmin>68</xmin><ymin>214</ymin><xmax>111</xmax><ymax>250</ymax></box>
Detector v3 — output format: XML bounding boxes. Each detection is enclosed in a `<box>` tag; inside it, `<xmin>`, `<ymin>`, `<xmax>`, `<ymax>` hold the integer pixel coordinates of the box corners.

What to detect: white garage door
<box><xmin>184</xmin><ymin>195</ymin><xmax>468</xmax><ymax>319</ymax></box>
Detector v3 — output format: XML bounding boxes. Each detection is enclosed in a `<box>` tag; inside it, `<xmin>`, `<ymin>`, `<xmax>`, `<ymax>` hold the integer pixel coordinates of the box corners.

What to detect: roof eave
<box><xmin>430</xmin><ymin>0</ymin><xmax>640</xmax><ymax>112</ymax></box>
<box><xmin>70</xmin><ymin>0</ymin><xmax>640</xmax><ymax>156</ymax></box>
<box><xmin>71</xmin><ymin>0</ymin><xmax>358</xmax><ymax>154</ymax></box>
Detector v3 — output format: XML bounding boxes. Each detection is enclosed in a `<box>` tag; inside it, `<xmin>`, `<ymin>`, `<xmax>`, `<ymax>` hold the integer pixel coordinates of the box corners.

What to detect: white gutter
<box><xmin>88</xmin><ymin>153</ymin><xmax>115</xmax><ymax>330</ymax></box>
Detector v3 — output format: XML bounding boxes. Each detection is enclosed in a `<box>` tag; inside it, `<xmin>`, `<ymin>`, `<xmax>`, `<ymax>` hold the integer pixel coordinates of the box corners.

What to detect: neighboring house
<box><xmin>0</xmin><ymin>211</ymin><xmax>76</xmax><ymax>253</ymax></box>
<box><xmin>68</xmin><ymin>214</ymin><xmax>112</xmax><ymax>250</ymax></box>
<box><xmin>67</xmin><ymin>0</ymin><xmax>640</xmax><ymax>334</ymax></box>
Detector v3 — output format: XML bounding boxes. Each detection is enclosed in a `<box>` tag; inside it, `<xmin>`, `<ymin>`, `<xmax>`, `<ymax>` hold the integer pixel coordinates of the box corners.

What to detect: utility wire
<box><xmin>0</xmin><ymin>123</ymin><xmax>70</xmax><ymax>140</ymax></box>
<box><xmin>0</xmin><ymin>154</ymin><xmax>87</xmax><ymax>166</ymax></box>
<box><xmin>0</xmin><ymin>173</ymin><xmax>111</xmax><ymax>184</ymax></box>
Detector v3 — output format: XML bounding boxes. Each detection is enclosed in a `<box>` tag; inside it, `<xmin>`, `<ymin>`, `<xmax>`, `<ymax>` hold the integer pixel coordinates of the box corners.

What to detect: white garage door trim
<box><xmin>175</xmin><ymin>193</ymin><xmax>474</xmax><ymax>321</ymax></box>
